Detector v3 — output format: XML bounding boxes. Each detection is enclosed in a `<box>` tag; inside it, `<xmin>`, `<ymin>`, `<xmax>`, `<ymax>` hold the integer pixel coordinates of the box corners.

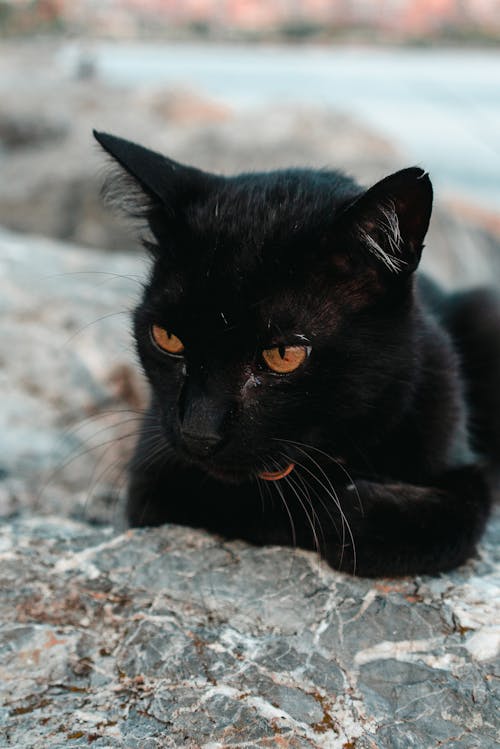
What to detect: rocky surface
<box><xmin>0</xmin><ymin>513</ymin><xmax>499</xmax><ymax>748</ymax></box>
<box><xmin>0</xmin><ymin>228</ymin><xmax>147</xmax><ymax>524</ymax></box>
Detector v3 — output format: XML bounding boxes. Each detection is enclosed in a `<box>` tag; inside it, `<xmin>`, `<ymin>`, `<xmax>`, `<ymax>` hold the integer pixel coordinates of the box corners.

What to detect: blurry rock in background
<box><xmin>0</xmin><ymin>111</ymin><xmax>68</xmax><ymax>150</ymax></box>
<box><xmin>0</xmin><ymin>41</ymin><xmax>395</xmax><ymax>251</ymax></box>
<box><xmin>0</xmin><ymin>39</ymin><xmax>499</xmax><ymax>286</ymax></box>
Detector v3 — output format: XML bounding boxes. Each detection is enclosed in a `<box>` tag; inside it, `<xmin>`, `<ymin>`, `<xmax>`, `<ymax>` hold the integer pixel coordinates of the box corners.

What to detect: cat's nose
<box><xmin>180</xmin><ymin>429</ymin><xmax>222</xmax><ymax>458</ymax></box>
<box><xmin>178</xmin><ymin>378</ymin><xmax>227</xmax><ymax>458</ymax></box>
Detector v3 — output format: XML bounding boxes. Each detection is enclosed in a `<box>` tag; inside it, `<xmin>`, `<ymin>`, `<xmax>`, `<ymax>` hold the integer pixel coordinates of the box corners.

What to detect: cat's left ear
<box><xmin>93</xmin><ymin>130</ymin><xmax>219</xmax><ymax>246</ymax></box>
<box><xmin>338</xmin><ymin>167</ymin><xmax>433</xmax><ymax>275</ymax></box>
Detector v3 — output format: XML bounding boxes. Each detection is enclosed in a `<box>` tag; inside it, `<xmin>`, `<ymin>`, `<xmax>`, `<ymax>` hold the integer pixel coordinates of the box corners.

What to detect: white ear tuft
<box><xmin>357</xmin><ymin>199</ymin><xmax>406</xmax><ymax>273</ymax></box>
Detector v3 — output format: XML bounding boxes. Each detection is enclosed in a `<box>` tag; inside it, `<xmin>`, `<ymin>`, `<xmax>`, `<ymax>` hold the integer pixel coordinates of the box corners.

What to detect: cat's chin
<box><xmin>176</xmin><ymin>447</ymin><xmax>298</xmax><ymax>485</ymax></box>
<box><xmin>178</xmin><ymin>454</ymin><xmax>255</xmax><ymax>485</ymax></box>
<box><xmin>193</xmin><ymin>461</ymin><xmax>296</xmax><ymax>485</ymax></box>
<box><xmin>198</xmin><ymin>462</ymin><xmax>257</xmax><ymax>485</ymax></box>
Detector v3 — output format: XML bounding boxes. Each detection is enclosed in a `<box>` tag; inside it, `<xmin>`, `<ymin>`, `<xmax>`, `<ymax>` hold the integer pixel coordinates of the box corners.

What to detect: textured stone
<box><xmin>0</xmin><ymin>227</ymin><xmax>147</xmax><ymax>523</ymax></box>
<box><xmin>0</xmin><ymin>514</ymin><xmax>498</xmax><ymax>748</ymax></box>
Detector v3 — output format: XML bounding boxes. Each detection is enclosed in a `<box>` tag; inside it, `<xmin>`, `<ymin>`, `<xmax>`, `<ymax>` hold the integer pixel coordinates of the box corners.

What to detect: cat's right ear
<box><xmin>334</xmin><ymin>167</ymin><xmax>433</xmax><ymax>276</ymax></box>
<box><xmin>93</xmin><ymin>131</ymin><xmax>217</xmax><ymax>249</ymax></box>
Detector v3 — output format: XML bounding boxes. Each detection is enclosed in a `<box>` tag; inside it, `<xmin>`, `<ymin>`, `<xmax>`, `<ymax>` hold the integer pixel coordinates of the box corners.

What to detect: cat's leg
<box><xmin>325</xmin><ymin>465</ymin><xmax>491</xmax><ymax>577</ymax></box>
<box><xmin>443</xmin><ymin>288</ymin><xmax>500</xmax><ymax>477</ymax></box>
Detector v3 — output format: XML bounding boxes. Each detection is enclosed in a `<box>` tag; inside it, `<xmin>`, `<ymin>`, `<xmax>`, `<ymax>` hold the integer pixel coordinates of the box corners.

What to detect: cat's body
<box><xmin>95</xmin><ymin>131</ymin><xmax>498</xmax><ymax>576</ymax></box>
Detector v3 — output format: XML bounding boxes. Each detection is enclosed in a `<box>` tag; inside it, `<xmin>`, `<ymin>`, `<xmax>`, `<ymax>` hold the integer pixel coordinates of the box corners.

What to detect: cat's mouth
<box><xmin>258</xmin><ymin>463</ymin><xmax>295</xmax><ymax>481</ymax></box>
<box><xmin>201</xmin><ymin>461</ymin><xmax>295</xmax><ymax>484</ymax></box>
<box><xmin>178</xmin><ymin>449</ymin><xmax>295</xmax><ymax>484</ymax></box>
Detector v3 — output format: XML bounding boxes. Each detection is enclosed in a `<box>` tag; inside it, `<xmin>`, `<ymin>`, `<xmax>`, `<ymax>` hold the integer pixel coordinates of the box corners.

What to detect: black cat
<box><xmin>94</xmin><ymin>130</ymin><xmax>499</xmax><ymax>577</ymax></box>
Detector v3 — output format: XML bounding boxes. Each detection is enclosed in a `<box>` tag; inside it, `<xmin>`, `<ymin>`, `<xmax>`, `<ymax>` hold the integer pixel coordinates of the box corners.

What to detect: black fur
<box><xmin>94</xmin><ymin>130</ymin><xmax>498</xmax><ymax>577</ymax></box>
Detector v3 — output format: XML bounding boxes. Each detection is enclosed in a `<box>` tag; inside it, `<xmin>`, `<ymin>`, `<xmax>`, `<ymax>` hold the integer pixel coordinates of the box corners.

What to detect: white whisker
<box><xmin>277</xmin><ymin>437</ymin><xmax>364</xmax><ymax>516</ymax></box>
<box><xmin>292</xmin><ymin>460</ymin><xmax>341</xmax><ymax>543</ymax></box>
<box><xmin>284</xmin><ymin>469</ymin><xmax>323</xmax><ymax>555</ymax></box>
<box><xmin>264</xmin><ymin>460</ymin><xmax>296</xmax><ymax>549</ymax></box>
<box><xmin>274</xmin><ymin>439</ymin><xmax>358</xmax><ymax>574</ymax></box>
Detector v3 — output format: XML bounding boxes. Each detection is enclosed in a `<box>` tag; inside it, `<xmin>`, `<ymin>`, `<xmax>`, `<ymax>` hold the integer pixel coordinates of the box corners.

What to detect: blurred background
<box><xmin>1</xmin><ymin>0</ymin><xmax>500</xmax><ymax>259</ymax></box>
<box><xmin>1</xmin><ymin>1</ymin><xmax>499</xmax><ymax>520</ymax></box>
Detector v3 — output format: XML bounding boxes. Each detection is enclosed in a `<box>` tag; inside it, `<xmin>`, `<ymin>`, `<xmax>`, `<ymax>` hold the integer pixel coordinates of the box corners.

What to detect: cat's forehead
<box><xmin>149</xmin><ymin>255</ymin><xmax>335</xmax><ymax>344</ymax></box>
<box><xmin>171</xmin><ymin>181</ymin><xmax>345</xmax><ymax>292</ymax></box>
<box><xmin>153</xmin><ymin>260</ymin><xmax>290</xmax><ymax>319</ymax></box>
<box><xmin>188</xmin><ymin>169</ymin><xmax>358</xmax><ymax>249</ymax></box>
<box><xmin>147</xmin><ymin>170</ymin><xmax>362</xmax><ymax>334</ymax></box>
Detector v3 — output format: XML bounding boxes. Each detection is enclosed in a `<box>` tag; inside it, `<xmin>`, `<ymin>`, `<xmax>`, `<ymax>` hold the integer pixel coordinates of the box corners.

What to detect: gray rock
<box><xmin>0</xmin><ymin>515</ymin><xmax>498</xmax><ymax>748</ymax></box>
<box><xmin>0</xmin><ymin>228</ymin><xmax>149</xmax><ymax>523</ymax></box>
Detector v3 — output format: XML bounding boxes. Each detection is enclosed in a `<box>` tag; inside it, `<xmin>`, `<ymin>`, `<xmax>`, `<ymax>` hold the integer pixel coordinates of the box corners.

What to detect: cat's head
<box><xmin>95</xmin><ymin>131</ymin><xmax>432</xmax><ymax>482</ymax></box>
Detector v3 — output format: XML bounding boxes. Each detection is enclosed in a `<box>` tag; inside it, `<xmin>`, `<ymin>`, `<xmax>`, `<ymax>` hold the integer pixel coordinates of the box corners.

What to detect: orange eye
<box><xmin>151</xmin><ymin>324</ymin><xmax>184</xmax><ymax>355</ymax></box>
<box><xmin>262</xmin><ymin>345</ymin><xmax>309</xmax><ymax>374</ymax></box>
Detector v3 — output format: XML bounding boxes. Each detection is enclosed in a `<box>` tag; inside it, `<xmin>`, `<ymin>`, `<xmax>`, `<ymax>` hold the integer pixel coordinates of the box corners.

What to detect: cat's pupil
<box><xmin>278</xmin><ymin>345</ymin><xmax>285</xmax><ymax>359</ymax></box>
